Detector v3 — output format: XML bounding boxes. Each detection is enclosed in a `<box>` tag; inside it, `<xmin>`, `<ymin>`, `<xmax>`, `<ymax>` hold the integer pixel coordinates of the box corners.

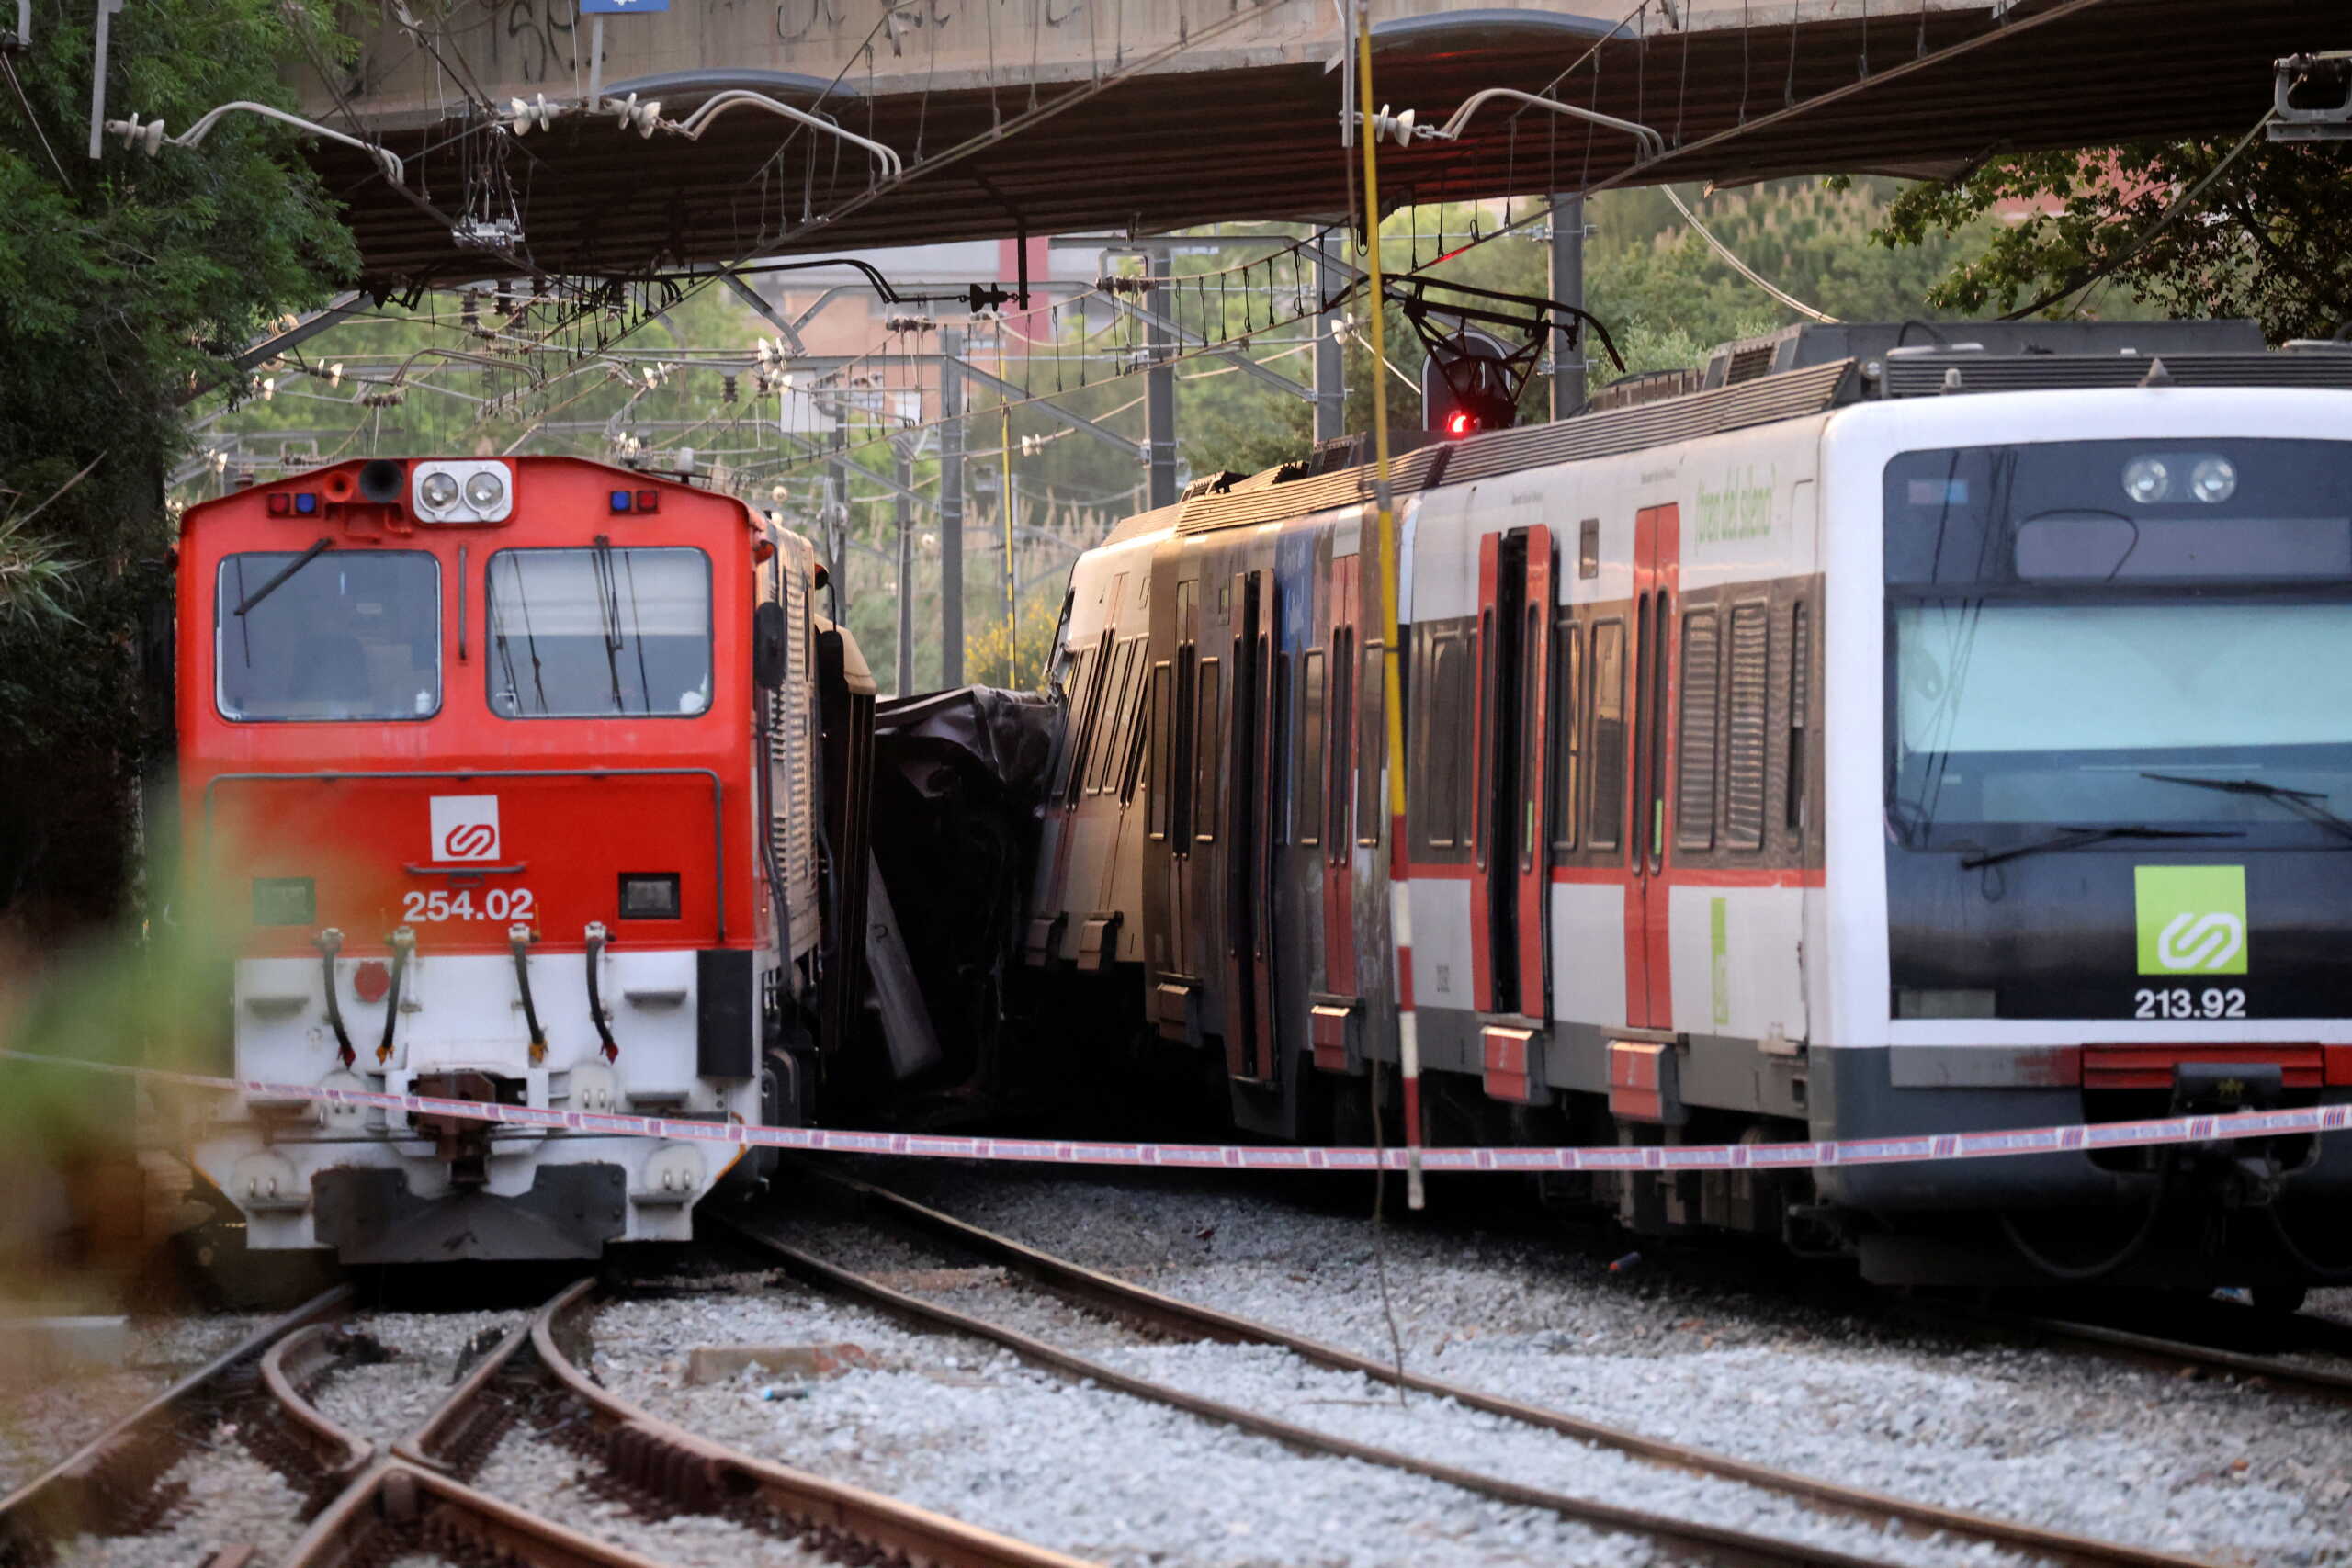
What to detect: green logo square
<box><xmin>2134</xmin><ymin>865</ymin><xmax>2248</xmax><ymax>976</ymax></box>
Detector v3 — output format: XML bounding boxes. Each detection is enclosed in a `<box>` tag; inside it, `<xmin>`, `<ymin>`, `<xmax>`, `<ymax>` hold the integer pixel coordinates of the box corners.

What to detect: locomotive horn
<box><xmin>357</xmin><ymin>458</ymin><xmax>408</xmax><ymax>503</ymax></box>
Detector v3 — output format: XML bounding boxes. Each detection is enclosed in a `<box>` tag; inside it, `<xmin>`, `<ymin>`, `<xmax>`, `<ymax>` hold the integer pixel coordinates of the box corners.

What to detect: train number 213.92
<box><xmin>401</xmin><ymin>887</ymin><xmax>537</xmax><ymax>923</ymax></box>
<box><xmin>2133</xmin><ymin>987</ymin><xmax>2247</xmax><ymax>1020</ymax></box>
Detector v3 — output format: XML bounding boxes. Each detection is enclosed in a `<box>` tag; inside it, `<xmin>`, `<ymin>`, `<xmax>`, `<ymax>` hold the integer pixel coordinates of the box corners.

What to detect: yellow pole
<box><xmin>1356</xmin><ymin>2</ymin><xmax>1422</xmax><ymax>1210</ymax></box>
<box><xmin>1001</xmin><ymin>391</ymin><xmax>1016</xmax><ymax>685</ymax></box>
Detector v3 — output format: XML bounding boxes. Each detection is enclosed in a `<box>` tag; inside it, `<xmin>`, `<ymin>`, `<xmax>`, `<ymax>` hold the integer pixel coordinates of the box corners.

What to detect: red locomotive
<box><xmin>175</xmin><ymin>456</ymin><xmax>875</xmax><ymax>1262</ymax></box>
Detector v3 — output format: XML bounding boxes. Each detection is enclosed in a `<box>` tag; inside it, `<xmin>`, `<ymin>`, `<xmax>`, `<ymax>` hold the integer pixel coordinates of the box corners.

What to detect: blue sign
<box><xmin>580</xmin><ymin>0</ymin><xmax>669</xmax><ymax>12</ymax></box>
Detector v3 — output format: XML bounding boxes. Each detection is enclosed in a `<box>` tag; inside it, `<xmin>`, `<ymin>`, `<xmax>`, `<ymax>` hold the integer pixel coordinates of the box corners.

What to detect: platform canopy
<box><xmin>288</xmin><ymin>0</ymin><xmax>2343</xmax><ymax>289</ymax></box>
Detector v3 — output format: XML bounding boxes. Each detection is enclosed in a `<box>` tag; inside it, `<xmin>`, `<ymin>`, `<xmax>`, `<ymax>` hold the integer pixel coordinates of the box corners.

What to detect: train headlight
<box><xmin>618</xmin><ymin>873</ymin><xmax>681</xmax><ymax>920</ymax></box>
<box><xmin>2190</xmin><ymin>456</ymin><xmax>2238</xmax><ymax>503</ymax></box>
<box><xmin>2121</xmin><ymin>456</ymin><xmax>2172</xmax><ymax>504</ymax></box>
<box><xmin>409</xmin><ymin>459</ymin><xmax>514</xmax><ymax>523</ymax></box>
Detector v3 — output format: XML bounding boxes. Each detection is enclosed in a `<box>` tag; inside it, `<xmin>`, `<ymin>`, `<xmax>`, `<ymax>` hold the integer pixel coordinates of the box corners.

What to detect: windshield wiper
<box><xmin>1960</xmin><ymin>825</ymin><xmax>2242</xmax><ymax>871</ymax></box>
<box><xmin>591</xmin><ymin>534</ymin><xmax>630</xmax><ymax>714</ymax></box>
<box><xmin>233</xmin><ymin>536</ymin><xmax>334</xmax><ymax>616</ymax></box>
<box><xmin>2141</xmin><ymin>773</ymin><xmax>2352</xmax><ymax>843</ymax></box>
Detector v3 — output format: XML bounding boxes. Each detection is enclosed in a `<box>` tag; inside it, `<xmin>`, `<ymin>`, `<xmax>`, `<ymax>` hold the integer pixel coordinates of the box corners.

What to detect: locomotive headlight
<box><xmin>2189</xmin><ymin>456</ymin><xmax>2238</xmax><ymax>503</ymax></box>
<box><xmin>465</xmin><ymin>470</ymin><xmax>506</xmax><ymax>509</ymax></box>
<box><xmin>618</xmin><ymin>873</ymin><xmax>681</xmax><ymax>920</ymax></box>
<box><xmin>2121</xmin><ymin>456</ymin><xmax>2172</xmax><ymax>504</ymax></box>
<box><xmin>418</xmin><ymin>471</ymin><xmax>461</xmax><ymax>510</ymax></box>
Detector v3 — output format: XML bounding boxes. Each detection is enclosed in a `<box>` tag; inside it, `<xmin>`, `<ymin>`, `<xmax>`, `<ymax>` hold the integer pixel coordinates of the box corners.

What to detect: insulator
<box><xmin>722</xmin><ymin>374</ymin><xmax>739</xmax><ymax>404</ymax></box>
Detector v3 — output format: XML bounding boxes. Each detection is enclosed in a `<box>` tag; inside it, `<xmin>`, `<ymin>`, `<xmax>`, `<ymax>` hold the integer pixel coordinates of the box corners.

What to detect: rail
<box><xmin>0</xmin><ymin>1284</ymin><xmax>353</xmax><ymax>1563</ymax></box>
<box><xmin>762</xmin><ymin>1174</ymin><xmax>2239</xmax><ymax>1568</ymax></box>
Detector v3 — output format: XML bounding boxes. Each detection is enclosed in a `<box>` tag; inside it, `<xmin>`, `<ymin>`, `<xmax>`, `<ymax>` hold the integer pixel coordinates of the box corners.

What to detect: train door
<box><xmin>1167</xmin><ymin>576</ymin><xmax>1198</xmax><ymax>989</ymax></box>
<box><xmin>1321</xmin><ymin>554</ymin><xmax>1359</xmax><ymax>1004</ymax></box>
<box><xmin>1470</xmin><ymin>525</ymin><xmax>1553</xmax><ymax>1019</ymax></box>
<box><xmin>1223</xmin><ymin>567</ymin><xmax>1279</xmax><ymax>1084</ymax></box>
<box><xmin>1626</xmin><ymin>503</ymin><xmax>1680</xmax><ymax>1028</ymax></box>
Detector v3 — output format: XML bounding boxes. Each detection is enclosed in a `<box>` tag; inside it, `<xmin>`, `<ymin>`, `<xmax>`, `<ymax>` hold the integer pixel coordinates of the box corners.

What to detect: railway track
<box><xmin>0</xmin><ymin>1278</ymin><xmax>1091</xmax><ymax>1568</ymax></box>
<box><xmin>1912</xmin><ymin>1301</ymin><xmax>2352</xmax><ymax>1409</ymax></box>
<box><xmin>725</xmin><ymin>1175</ymin><xmax>2238</xmax><ymax>1568</ymax></box>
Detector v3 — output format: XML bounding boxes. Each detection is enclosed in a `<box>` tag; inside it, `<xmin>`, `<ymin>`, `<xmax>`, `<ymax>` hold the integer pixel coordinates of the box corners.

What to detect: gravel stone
<box><xmin>310</xmin><ymin>1311</ymin><xmax>521</xmax><ymax>1446</ymax></box>
<box><xmin>51</xmin><ymin>1444</ymin><xmax>309</xmax><ymax>1568</ymax></box>
<box><xmin>591</xmin><ymin>1291</ymin><xmax>1670</xmax><ymax>1568</ymax></box>
<box><xmin>0</xmin><ymin>1314</ymin><xmax>277</xmax><ymax>1494</ymax></box>
<box><xmin>830</xmin><ymin>1163</ymin><xmax>2352</xmax><ymax>1567</ymax></box>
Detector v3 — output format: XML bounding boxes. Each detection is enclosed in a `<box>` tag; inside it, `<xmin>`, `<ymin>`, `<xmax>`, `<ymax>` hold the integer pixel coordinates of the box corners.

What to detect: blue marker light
<box><xmin>610</xmin><ymin>490</ymin><xmax>634</xmax><ymax>513</ymax></box>
<box><xmin>293</xmin><ymin>492</ymin><xmax>318</xmax><ymax>514</ymax></box>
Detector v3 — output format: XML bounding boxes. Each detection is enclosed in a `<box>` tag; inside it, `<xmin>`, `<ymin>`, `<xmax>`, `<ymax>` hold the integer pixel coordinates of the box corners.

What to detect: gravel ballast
<box><xmin>593</xmin><ymin>1290</ymin><xmax>1675</xmax><ymax>1568</ymax></box>
<box><xmin>808</xmin><ymin>1164</ymin><xmax>2352</xmax><ymax>1567</ymax></box>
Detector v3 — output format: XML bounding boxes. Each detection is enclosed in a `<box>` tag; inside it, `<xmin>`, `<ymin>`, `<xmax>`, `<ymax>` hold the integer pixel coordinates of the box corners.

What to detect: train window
<box><xmin>1193</xmin><ymin>658</ymin><xmax>1222</xmax><ymax>842</ymax></box>
<box><xmin>1328</xmin><ymin>630</ymin><xmax>1353</xmax><ymax>866</ymax></box>
<box><xmin>1578</xmin><ymin>519</ymin><xmax>1600</xmax><ymax>580</ymax></box>
<box><xmin>1049</xmin><ymin>647</ymin><xmax>1095</xmax><ymax>801</ymax></box>
<box><xmin>1724</xmin><ymin>603</ymin><xmax>1770</xmax><ymax>850</ymax></box>
<box><xmin>1117</xmin><ymin>649</ymin><xmax>1153</xmax><ymax>805</ymax></box>
<box><xmin>483</xmin><ymin>547</ymin><xmax>711</xmax><ymax>719</ymax></box>
<box><xmin>1588</xmin><ymin>619</ymin><xmax>1626</xmax><ymax>850</ymax></box>
<box><xmin>1088</xmin><ymin>637</ymin><xmax>1141</xmax><ymax>795</ymax></box>
<box><xmin>1355</xmin><ymin>639</ymin><xmax>1384</xmax><ymax>847</ymax></box>
<box><xmin>1787</xmin><ymin>601</ymin><xmax>1810</xmax><ymax>836</ymax></box>
<box><xmin>1296</xmin><ymin>650</ymin><xmax>1327</xmax><ymax>846</ymax></box>
<box><xmin>1677</xmin><ymin>610</ymin><xmax>1722</xmax><ymax>852</ymax></box>
<box><xmin>1549</xmin><ymin>618</ymin><xmax>1581</xmax><ymax>852</ymax></box>
<box><xmin>1520</xmin><ymin>604</ymin><xmax>1543</xmax><ymax>873</ymax></box>
<box><xmin>1420</xmin><ymin>631</ymin><xmax>1472</xmax><ymax>850</ymax></box>
<box><xmin>1146</xmin><ymin>662</ymin><xmax>1175</xmax><ymax>837</ymax></box>
<box><xmin>218</xmin><ymin>550</ymin><xmax>441</xmax><ymax>722</ymax></box>
<box><xmin>1647</xmin><ymin>591</ymin><xmax>1672</xmax><ymax>870</ymax></box>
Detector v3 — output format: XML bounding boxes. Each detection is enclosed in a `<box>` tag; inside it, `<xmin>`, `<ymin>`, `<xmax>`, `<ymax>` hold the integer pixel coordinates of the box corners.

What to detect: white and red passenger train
<box><xmin>176</xmin><ymin>456</ymin><xmax>875</xmax><ymax>1262</ymax></box>
<box><xmin>1024</xmin><ymin>320</ymin><xmax>2352</xmax><ymax>1292</ymax></box>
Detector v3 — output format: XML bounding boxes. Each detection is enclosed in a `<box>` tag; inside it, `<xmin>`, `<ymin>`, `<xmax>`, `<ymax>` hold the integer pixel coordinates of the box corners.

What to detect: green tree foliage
<box><xmin>1865</xmin><ymin>140</ymin><xmax>2352</xmax><ymax>341</ymax></box>
<box><xmin>0</xmin><ymin>0</ymin><xmax>358</xmax><ymax>929</ymax></box>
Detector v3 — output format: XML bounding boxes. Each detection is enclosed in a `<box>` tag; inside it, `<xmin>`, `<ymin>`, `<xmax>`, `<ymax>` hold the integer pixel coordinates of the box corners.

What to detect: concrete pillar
<box><xmin>1551</xmin><ymin>193</ymin><xmax>1588</xmax><ymax>420</ymax></box>
<box><xmin>939</xmin><ymin>328</ymin><xmax>966</xmax><ymax>688</ymax></box>
<box><xmin>1313</xmin><ymin>231</ymin><xmax>1346</xmax><ymax>445</ymax></box>
<box><xmin>1143</xmin><ymin>245</ymin><xmax>1179</xmax><ymax>510</ymax></box>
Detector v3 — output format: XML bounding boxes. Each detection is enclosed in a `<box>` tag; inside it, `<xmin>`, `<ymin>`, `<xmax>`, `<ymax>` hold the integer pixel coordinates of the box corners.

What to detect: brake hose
<box><xmin>509</xmin><ymin>924</ymin><xmax>548</xmax><ymax>1066</ymax></box>
<box><xmin>584</xmin><ymin>922</ymin><xmax>618</xmax><ymax>1062</ymax></box>
<box><xmin>376</xmin><ymin>927</ymin><xmax>413</xmax><ymax>1066</ymax></box>
<box><xmin>314</xmin><ymin>928</ymin><xmax>354</xmax><ymax>1067</ymax></box>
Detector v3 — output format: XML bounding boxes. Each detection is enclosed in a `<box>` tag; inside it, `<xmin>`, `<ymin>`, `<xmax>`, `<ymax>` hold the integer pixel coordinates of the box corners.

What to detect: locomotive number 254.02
<box><xmin>2132</xmin><ymin>987</ymin><xmax>2247</xmax><ymax>1020</ymax></box>
<box><xmin>401</xmin><ymin>887</ymin><xmax>537</xmax><ymax>923</ymax></box>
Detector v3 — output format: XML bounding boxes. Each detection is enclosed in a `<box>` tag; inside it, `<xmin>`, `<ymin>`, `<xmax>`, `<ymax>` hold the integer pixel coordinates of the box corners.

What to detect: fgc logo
<box><xmin>429</xmin><ymin>795</ymin><xmax>502</xmax><ymax>863</ymax></box>
<box><xmin>2134</xmin><ymin>865</ymin><xmax>2248</xmax><ymax>976</ymax></box>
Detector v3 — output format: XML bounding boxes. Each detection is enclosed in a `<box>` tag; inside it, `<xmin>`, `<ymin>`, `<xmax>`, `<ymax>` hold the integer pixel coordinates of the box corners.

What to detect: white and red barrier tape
<box><xmin>3</xmin><ymin>1048</ymin><xmax>2345</xmax><ymax>1173</ymax></box>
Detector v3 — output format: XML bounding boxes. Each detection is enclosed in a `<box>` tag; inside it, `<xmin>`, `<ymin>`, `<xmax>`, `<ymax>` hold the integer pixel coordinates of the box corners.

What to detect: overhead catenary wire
<box><xmin>1662</xmin><ymin>186</ymin><xmax>1838</xmax><ymax>323</ymax></box>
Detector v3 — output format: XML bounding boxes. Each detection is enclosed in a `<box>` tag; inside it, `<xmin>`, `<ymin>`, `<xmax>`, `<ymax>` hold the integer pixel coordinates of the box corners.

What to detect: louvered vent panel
<box><xmin>1724</xmin><ymin>604</ymin><xmax>1770</xmax><ymax>850</ymax></box>
<box><xmin>1676</xmin><ymin>612</ymin><xmax>1721</xmax><ymax>851</ymax></box>
<box><xmin>1882</xmin><ymin>352</ymin><xmax>2352</xmax><ymax>398</ymax></box>
<box><xmin>1176</xmin><ymin>444</ymin><xmax>1451</xmax><ymax>535</ymax></box>
<box><xmin>1442</xmin><ymin>361</ymin><xmax>1859</xmax><ymax>487</ymax></box>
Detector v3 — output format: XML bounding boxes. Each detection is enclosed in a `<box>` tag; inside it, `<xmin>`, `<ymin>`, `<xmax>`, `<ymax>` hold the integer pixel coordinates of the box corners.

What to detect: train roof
<box><xmin>1123</xmin><ymin>321</ymin><xmax>2352</xmax><ymax>543</ymax></box>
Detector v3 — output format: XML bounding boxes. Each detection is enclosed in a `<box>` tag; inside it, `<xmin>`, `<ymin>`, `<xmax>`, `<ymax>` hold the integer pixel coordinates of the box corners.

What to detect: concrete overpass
<box><xmin>288</xmin><ymin>0</ymin><xmax>2342</xmax><ymax>289</ymax></box>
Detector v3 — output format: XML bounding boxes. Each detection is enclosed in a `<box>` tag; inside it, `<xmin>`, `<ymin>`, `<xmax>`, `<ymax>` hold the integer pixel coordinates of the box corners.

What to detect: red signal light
<box><xmin>1446</xmin><ymin>412</ymin><xmax>1475</xmax><ymax>436</ymax></box>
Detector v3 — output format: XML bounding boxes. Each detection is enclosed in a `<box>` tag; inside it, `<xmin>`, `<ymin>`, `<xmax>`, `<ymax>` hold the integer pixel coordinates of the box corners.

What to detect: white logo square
<box><xmin>430</xmin><ymin>795</ymin><xmax>501</xmax><ymax>863</ymax></box>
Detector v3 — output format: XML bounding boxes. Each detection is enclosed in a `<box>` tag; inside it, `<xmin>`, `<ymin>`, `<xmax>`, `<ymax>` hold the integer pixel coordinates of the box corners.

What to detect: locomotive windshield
<box><xmin>485</xmin><ymin>546</ymin><xmax>713</xmax><ymax>717</ymax></box>
<box><xmin>216</xmin><ymin>549</ymin><xmax>441</xmax><ymax>721</ymax></box>
<box><xmin>1884</xmin><ymin>440</ymin><xmax>2352</xmax><ymax>847</ymax></box>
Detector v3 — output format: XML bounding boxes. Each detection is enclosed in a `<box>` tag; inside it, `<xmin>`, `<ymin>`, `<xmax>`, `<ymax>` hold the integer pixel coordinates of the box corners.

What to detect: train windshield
<box><xmin>217</xmin><ymin>550</ymin><xmax>440</xmax><ymax>721</ymax></box>
<box><xmin>485</xmin><ymin>546</ymin><xmax>712</xmax><ymax>717</ymax></box>
<box><xmin>1885</xmin><ymin>439</ymin><xmax>2352</xmax><ymax>845</ymax></box>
